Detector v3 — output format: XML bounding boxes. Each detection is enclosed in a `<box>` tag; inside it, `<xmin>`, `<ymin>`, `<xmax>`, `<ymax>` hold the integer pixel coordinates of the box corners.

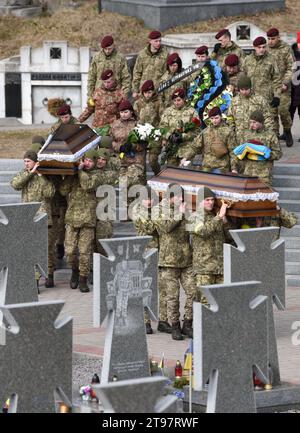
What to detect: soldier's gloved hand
<box><xmin>270</xmin><ymin>97</ymin><xmax>280</xmax><ymax>108</ymax></box>
<box><xmin>170</xmin><ymin>131</ymin><xmax>182</xmax><ymax>145</ymax></box>
<box><xmin>213</xmin><ymin>43</ymin><xmax>222</xmax><ymax>54</ymax></box>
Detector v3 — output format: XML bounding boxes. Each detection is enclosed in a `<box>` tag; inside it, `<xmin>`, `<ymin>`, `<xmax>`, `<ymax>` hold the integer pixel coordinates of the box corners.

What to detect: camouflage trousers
<box><xmin>272</xmin><ymin>90</ymin><xmax>293</xmax><ymax>132</ymax></box>
<box><xmin>144</xmin><ymin>268</ymin><xmax>167</xmax><ymax>324</ymax></box>
<box><xmin>119</xmin><ymin>164</ymin><xmax>146</xmax><ymax>189</ymax></box>
<box><xmin>65</xmin><ymin>225</ymin><xmax>95</xmax><ymax>276</ymax></box>
<box><xmin>95</xmin><ymin>219</ymin><xmax>114</xmax><ymax>255</ymax></box>
<box><xmin>195</xmin><ymin>273</ymin><xmax>223</xmax><ymax>303</ymax></box>
<box><xmin>48</xmin><ymin>225</ymin><xmax>57</xmax><ymax>274</ymax></box>
<box><xmin>243</xmin><ymin>163</ymin><xmax>273</xmax><ymax>186</ymax></box>
<box><xmin>160</xmin><ymin>266</ymin><xmax>197</xmax><ymax>323</ymax></box>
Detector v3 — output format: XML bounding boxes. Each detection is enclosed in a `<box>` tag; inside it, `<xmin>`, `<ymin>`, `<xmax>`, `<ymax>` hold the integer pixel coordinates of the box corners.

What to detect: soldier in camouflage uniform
<box><xmin>132</xmin><ymin>30</ymin><xmax>168</xmax><ymax>100</ymax></box>
<box><xmin>160</xmin><ymin>88</ymin><xmax>199</xmax><ymax>166</ymax></box>
<box><xmin>188</xmin><ymin>46</ymin><xmax>210</xmax><ymax>85</ymax></box>
<box><xmin>131</xmin><ymin>186</ymin><xmax>171</xmax><ymax>335</ymax></box>
<box><xmin>11</xmin><ymin>150</ymin><xmax>55</xmax><ymax>287</ymax></box>
<box><xmin>224</xmin><ymin>54</ymin><xmax>244</xmax><ymax>96</ymax></box>
<box><xmin>60</xmin><ymin>149</ymin><xmax>108</xmax><ymax>293</ymax></box>
<box><xmin>50</xmin><ymin>104</ymin><xmax>78</xmax><ymax>134</ymax></box>
<box><xmin>227</xmin><ymin>75</ymin><xmax>275</xmax><ymax>144</ymax></box>
<box><xmin>235</xmin><ymin>110</ymin><xmax>282</xmax><ymax>185</ymax></box>
<box><xmin>87</xmin><ymin>35</ymin><xmax>131</xmax><ymax>99</ymax></box>
<box><xmin>178</xmin><ymin>106</ymin><xmax>238</xmax><ymax>172</ymax></box>
<box><xmin>243</xmin><ymin>36</ymin><xmax>282</xmax><ymax>125</ymax></box>
<box><xmin>111</xmin><ymin>99</ymin><xmax>146</xmax><ymax>189</ymax></box>
<box><xmin>153</xmin><ymin>184</ymin><xmax>197</xmax><ymax>340</ymax></box>
<box><xmin>211</xmin><ymin>28</ymin><xmax>245</xmax><ymax>68</ymax></box>
<box><xmin>79</xmin><ymin>69</ymin><xmax>124</xmax><ymax>128</ymax></box>
<box><xmin>188</xmin><ymin>187</ymin><xmax>233</xmax><ymax>302</ymax></box>
<box><xmin>159</xmin><ymin>53</ymin><xmax>187</xmax><ymax>109</ymax></box>
<box><xmin>267</xmin><ymin>27</ymin><xmax>295</xmax><ymax>147</ymax></box>
<box><xmin>134</xmin><ymin>79</ymin><xmax>164</xmax><ymax>175</ymax></box>
<box><xmin>95</xmin><ymin>148</ymin><xmax>118</xmax><ymax>256</ymax></box>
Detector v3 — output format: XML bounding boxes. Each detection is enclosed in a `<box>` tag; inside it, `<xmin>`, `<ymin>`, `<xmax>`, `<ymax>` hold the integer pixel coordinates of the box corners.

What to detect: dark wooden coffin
<box><xmin>37</xmin><ymin>124</ymin><xmax>101</xmax><ymax>175</ymax></box>
<box><xmin>148</xmin><ymin>166</ymin><xmax>279</xmax><ymax>218</ymax></box>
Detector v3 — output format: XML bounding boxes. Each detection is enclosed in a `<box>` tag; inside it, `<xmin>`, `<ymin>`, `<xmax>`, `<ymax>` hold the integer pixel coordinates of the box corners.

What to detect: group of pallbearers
<box><xmin>10</xmin><ymin>26</ymin><xmax>300</xmax><ymax>339</ymax></box>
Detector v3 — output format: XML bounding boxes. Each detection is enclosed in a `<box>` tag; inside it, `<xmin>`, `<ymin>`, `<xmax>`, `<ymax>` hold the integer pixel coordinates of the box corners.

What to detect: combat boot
<box><xmin>70</xmin><ymin>267</ymin><xmax>79</xmax><ymax>289</ymax></box>
<box><xmin>171</xmin><ymin>321</ymin><xmax>184</xmax><ymax>341</ymax></box>
<box><xmin>157</xmin><ymin>321</ymin><xmax>172</xmax><ymax>334</ymax></box>
<box><xmin>56</xmin><ymin>243</ymin><xmax>65</xmax><ymax>259</ymax></box>
<box><xmin>79</xmin><ymin>275</ymin><xmax>90</xmax><ymax>293</ymax></box>
<box><xmin>145</xmin><ymin>322</ymin><xmax>153</xmax><ymax>334</ymax></box>
<box><xmin>45</xmin><ymin>273</ymin><xmax>54</xmax><ymax>288</ymax></box>
<box><xmin>181</xmin><ymin>319</ymin><xmax>193</xmax><ymax>338</ymax></box>
<box><xmin>285</xmin><ymin>129</ymin><xmax>294</xmax><ymax>147</ymax></box>
<box><xmin>279</xmin><ymin>132</ymin><xmax>286</xmax><ymax>141</ymax></box>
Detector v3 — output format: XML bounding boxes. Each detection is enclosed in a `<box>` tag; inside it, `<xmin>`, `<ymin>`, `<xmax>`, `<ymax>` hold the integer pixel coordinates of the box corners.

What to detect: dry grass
<box><xmin>0</xmin><ymin>0</ymin><xmax>299</xmax><ymax>60</ymax></box>
<box><xmin>0</xmin><ymin>129</ymin><xmax>49</xmax><ymax>158</ymax></box>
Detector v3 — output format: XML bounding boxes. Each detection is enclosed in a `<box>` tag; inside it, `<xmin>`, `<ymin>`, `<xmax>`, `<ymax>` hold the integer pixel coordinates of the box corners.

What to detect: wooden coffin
<box><xmin>37</xmin><ymin>124</ymin><xmax>101</xmax><ymax>175</ymax></box>
<box><xmin>148</xmin><ymin>166</ymin><xmax>279</xmax><ymax>218</ymax></box>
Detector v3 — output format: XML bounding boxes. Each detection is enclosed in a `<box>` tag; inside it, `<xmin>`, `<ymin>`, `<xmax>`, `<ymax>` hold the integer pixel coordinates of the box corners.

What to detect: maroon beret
<box><xmin>208</xmin><ymin>106</ymin><xmax>222</xmax><ymax>118</ymax></box>
<box><xmin>57</xmin><ymin>104</ymin><xmax>71</xmax><ymax>116</ymax></box>
<box><xmin>141</xmin><ymin>80</ymin><xmax>155</xmax><ymax>93</ymax></box>
<box><xmin>148</xmin><ymin>30</ymin><xmax>161</xmax><ymax>40</ymax></box>
<box><xmin>118</xmin><ymin>99</ymin><xmax>133</xmax><ymax>112</ymax></box>
<box><xmin>267</xmin><ymin>27</ymin><xmax>279</xmax><ymax>37</ymax></box>
<box><xmin>171</xmin><ymin>88</ymin><xmax>185</xmax><ymax>100</ymax></box>
<box><xmin>167</xmin><ymin>52</ymin><xmax>180</xmax><ymax>66</ymax></box>
<box><xmin>101</xmin><ymin>35</ymin><xmax>114</xmax><ymax>48</ymax></box>
<box><xmin>101</xmin><ymin>69</ymin><xmax>114</xmax><ymax>81</ymax></box>
<box><xmin>253</xmin><ymin>36</ymin><xmax>267</xmax><ymax>47</ymax></box>
<box><xmin>215</xmin><ymin>28</ymin><xmax>230</xmax><ymax>40</ymax></box>
<box><xmin>224</xmin><ymin>54</ymin><xmax>239</xmax><ymax>67</ymax></box>
<box><xmin>195</xmin><ymin>45</ymin><xmax>208</xmax><ymax>55</ymax></box>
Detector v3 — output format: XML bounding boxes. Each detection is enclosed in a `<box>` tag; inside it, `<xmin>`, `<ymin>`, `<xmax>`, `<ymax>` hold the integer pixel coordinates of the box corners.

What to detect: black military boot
<box><xmin>279</xmin><ymin>132</ymin><xmax>286</xmax><ymax>140</ymax></box>
<box><xmin>285</xmin><ymin>129</ymin><xmax>294</xmax><ymax>147</ymax></box>
<box><xmin>45</xmin><ymin>273</ymin><xmax>54</xmax><ymax>288</ymax></box>
<box><xmin>181</xmin><ymin>319</ymin><xmax>193</xmax><ymax>338</ymax></box>
<box><xmin>79</xmin><ymin>275</ymin><xmax>90</xmax><ymax>293</ymax></box>
<box><xmin>70</xmin><ymin>267</ymin><xmax>79</xmax><ymax>289</ymax></box>
<box><xmin>56</xmin><ymin>243</ymin><xmax>65</xmax><ymax>260</ymax></box>
<box><xmin>157</xmin><ymin>321</ymin><xmax>172</xmax><ymax>334</ymax></box>
<box><xmin>145</xmin><ymin>322</ymin><xmax>153</xmax><ymax>334</ymax></box>
<box><xmin>171</xmin><ymin>321</ymin><xmax>184</xmax><ymax>341</ymax></box>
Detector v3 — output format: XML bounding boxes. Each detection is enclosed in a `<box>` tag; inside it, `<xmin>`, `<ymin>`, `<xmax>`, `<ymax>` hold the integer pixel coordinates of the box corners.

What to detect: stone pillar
<box><xmin>20</xmin><ymin>46</ymin><xmax>32</xmax><ymax>124</ymax></box>
<box><xmin>0</xmin><ymin>72</ymin><xmax>5</xmax><ymax>118</ymax></box>
<box><xmin>80</xmin><ymin>46</ymin><xmax>90</xmax><ymax>109</ymax></box>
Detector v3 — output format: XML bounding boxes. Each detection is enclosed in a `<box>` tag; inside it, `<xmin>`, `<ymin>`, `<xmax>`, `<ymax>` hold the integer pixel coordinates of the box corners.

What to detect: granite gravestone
<box><xmin>193</xmin><ymin>281</ymin><xmax>269</xmax><ymax>413</ymax></box>
<box><xmin>94</xmin><ymin>376</ymin><xmax>177</xmax><ymax>413</ymax></box>
<box><xmin>224</xmin><ymin>227</ymin><xmax>285</xmax><ymax>386</ymax></box>
<box><xmin>0</xmin><ymin>300</ymin><xmax>72</xmax><ymax>413</ymax></box>
<box><xmin>0</xmin><ymin>203</ymin><xmax>48</xmax><ymax>305</ymax></box>
<box><xmin>93</xmin><ymin>236</ymin><xmax>158</xmax><ymax>383</ymax></box>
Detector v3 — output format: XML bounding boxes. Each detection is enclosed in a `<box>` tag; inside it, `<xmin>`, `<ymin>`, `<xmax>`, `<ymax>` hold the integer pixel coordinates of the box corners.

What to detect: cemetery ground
<box><xmin>0</xmin><ymin>0</ymin><xmax>300</xmax><ymax>61</ymax></box>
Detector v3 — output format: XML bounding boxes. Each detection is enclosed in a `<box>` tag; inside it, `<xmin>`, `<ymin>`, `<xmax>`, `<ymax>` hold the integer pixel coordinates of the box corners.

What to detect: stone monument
<box><xmin>93</xmin><ymin>236</ymin><xmax>158</xmax><ymax>383</ymax></box>
<box><xmin>101</xmin><ymin>0</ymin><xmax>285</xmax><ymax>31</ymax></box>
<box><xmin>0</xmin><ymin>0</ymin><xmax>42</xmax><ymax>17</ymax></box>
<box><xmin>193</xmin><ymin>281</ymin><xmax>269</xmax><ymax>413</ymax></box>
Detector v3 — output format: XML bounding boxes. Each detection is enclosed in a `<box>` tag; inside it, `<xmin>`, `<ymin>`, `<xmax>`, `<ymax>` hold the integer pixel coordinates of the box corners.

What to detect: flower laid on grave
<box><xmin>187</xmin><ymin>60</ymin><xmax>228</xmax><ymax>124</ymax></box>
<box><xmin>79</xmin><ymin>385</ymin><xmax>98</xmax><ymax>402</ymax></box>
<box><xmin>119</xmin><ymin>123</ymin><xmax>167</xmax><ymax>159</ymax></box>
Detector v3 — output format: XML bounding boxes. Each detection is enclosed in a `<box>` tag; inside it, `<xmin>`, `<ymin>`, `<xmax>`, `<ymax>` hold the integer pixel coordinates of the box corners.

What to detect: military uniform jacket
<box><xmin>132</xmin><ymin>45</ymin><xmax>168</xmax><ymax>94</ymax></box>
<box><xmin>79</xmin><ymin>83</ymin><xmax>125</xmax><ymax>127</ymax></box>
<box><xmin>132</xmin><ymin>203</ymin><xmax>159</xmax><ymax>250</ymax></box>
<box><xmin>243</xmin><ymin>52</ymin><xmax>281</xmax><ymax>103</ymax></box>
<box><xmin>268</xmin><ymin>40</ymin><xmax>294</xmax><ymax>87</ymax></box>
<box><xmin>210</xmin><ymin>41</ymin><xmax>245</xmax><ymax>68</ymax></box>
<box><xmin>159</xmin><ymin>69</ymin><xmax>187</xmax><ymax>108</ymax></box>
<box><xmin>50</xmin><ymin>116</ymin><xmax>78</xmax><ymax>134</ymax></box>
<box><xmin>134</xmin><ymin>93</ymin><xmax>164</xmax><ymax>128</ymax></box>
<box><xmin>60</xmin><ymin>168</ymin><xmax>108</xmax><ymax>228</ymax></box>
<box><xmin>87</xmin><ymin>49</ymin><xmax>131</xmax><ymax>97</ymax></box>
<box><xmin>189</xmin><ymin>210</ymin><xmax>230</xmax><ymax>275</ymax></box>
<box><xmin>227</xmin><ymin>92</ymin><xmax>275</xmax><ymax>143</ymax></box>
<box><xmin>11</xmin><ymin>170</ymin><xmax>55</xmax><ymax>225</ymax></box>
<box><xmin>178</xmin><ymin>122</ymin><xmax>238</xmax><ymax>172</ymax></box>
<box><xmin>153</xmin><ymin>200</ymin><xmax>192</xmax><ymax>268</ymax></box>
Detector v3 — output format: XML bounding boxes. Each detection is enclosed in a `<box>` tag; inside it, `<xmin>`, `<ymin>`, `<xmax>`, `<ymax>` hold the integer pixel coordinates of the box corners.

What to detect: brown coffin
<box><xmin>38</xmin><ymin>124</ymin><xmax>101</xmax><ymax>175</ymax></box>
<box><xmin>148</xmin><ymin>166</ymin><xmax>279</xmax><ymax>218</ymax></box>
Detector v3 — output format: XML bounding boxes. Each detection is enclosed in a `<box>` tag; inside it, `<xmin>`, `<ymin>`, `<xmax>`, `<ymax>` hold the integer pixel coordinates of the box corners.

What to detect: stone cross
<box><xmin>0</xmin><ymin>300</ymin><xmax>72</xmax><ymax>413</ymax></box>
<box><xmin>0</xmin><ymin>203</ymin><xmax>48</xmax><ymax>305</ymax></box>
<box><xmin>93</xmin><ymin>236</ymin><xmax>158</xmax><ymax>383</ymax></box>
<box><xmin>193</xmin><ymin>281</ymin><xmax>269</xmax><ymax>413</ymax></box>
<box><xmin>224</xmin><ymin>227</ymin><xmax>285</xmax><ymax>385</ymax></box>
<box><xmin>94</xmin><ymin>376</ymin><xmax>177</xmax><ymax>413</ymax></box>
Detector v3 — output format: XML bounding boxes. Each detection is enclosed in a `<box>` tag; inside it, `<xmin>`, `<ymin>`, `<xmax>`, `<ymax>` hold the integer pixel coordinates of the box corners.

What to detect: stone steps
<box><xmin>273</xmin><ymin>163</ymin><xmax>300</xmax><ymax>176</ymax></box>
<box><xmin>286</xmin><ymin>249</ymin><xmax>300</xmax><ymax>262</ymax></box>
<box><xmin>286</xmin><ymin>262</ymin><xmax>300</xmax><ymax>275</ymax></box>
<box><xmin>0</xmin><ymin>182</ymin><xmax>16</xmax><ymax>195</ymax></box>
<box><xmin>281</xmin><ymin>225</ymin><xmax>300</xmax><ymax>237</ymax></box>
<box><xmin>285</xmin><ymin>237</ymin><xmax>300</xmax><ymax>249</ymax></box>
<box><xmin>278</xmin><ymin>199</ymin><xmax>300</xmax><ymax>213</ymax></box>
<box><xmin>286</xmin><ymin>275</ymin><xmax>300</xmax><ymax>287</ymax></box>
<box><xmin>273</xmin><ymin>175</ymin><xmax>300</xmax><ymax>188</ymax></box>
<box><xmin>0</xmin><ymin>193</ymin><xmax>21</xmax><ymax>204</ymax></box>
<box><xmin>276</xmin><ymin>187</ymin><xmax>300</xmax><ymax>200</ymax></box>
